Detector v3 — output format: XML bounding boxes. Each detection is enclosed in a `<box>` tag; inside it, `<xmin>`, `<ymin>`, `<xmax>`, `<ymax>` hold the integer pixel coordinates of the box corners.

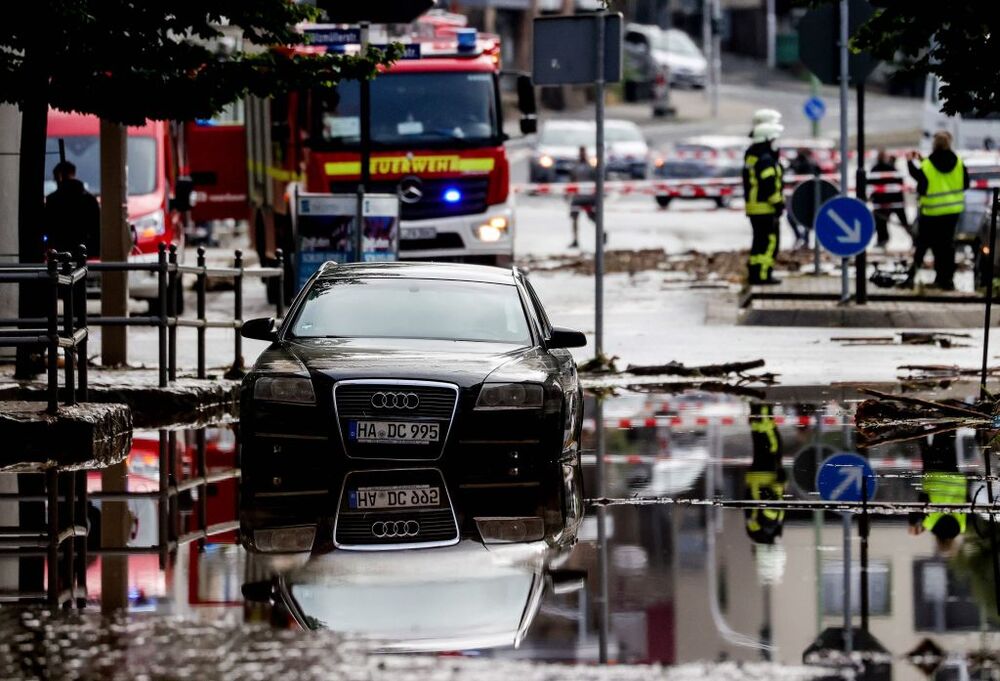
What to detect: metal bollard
<box><xmin>157</xmin><ymin>244</ymin><xmax>168</xmax><ymax>388</ymax></box>
<box><xmin>275</xmin><ymin>248</ymin><xmax>285</xmax><ymax>319</ymax></box>
<box><xmin>167</xmin><ymin>244</ymin><xmax>178</xmax><ymax>382</ymax></box>
<box><xmin>77</xmin><ymin>245</ymin><xmax>88</xmax><ymax>402</ymax></box>
<box><xmin>158</xmin><ymin>430</ymin><xmax>169</xmax><ymax>570</ymax></box>
<box><xmin>225</xmin><ymin>249</ymin><xmax>245</xmax><ymax>379</ymax></box>
<box><xmin>47</xmin><ymin>252</ymin><xmax>60</xmax><ymax>414</ymax></box>
<box><xmin>46</xmin><ymin>468</ymin><xmax>59</xmax><ymax>604</ymax></box>
<box><xmin>196</xmin><ymin>246</ymin><xmax>207</xmax><ymax>380</ymax></box>
<box><xmin>61</xmin><ymin>256</ymin><xmax>76</xmax><ymax>406</ymax></box>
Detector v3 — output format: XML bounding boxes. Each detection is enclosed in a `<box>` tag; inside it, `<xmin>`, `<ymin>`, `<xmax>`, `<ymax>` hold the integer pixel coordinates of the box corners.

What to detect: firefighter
<box><xmin>904</xmin><ymin>131</ymin><xmax>969</xmax><ymax>290</ymax></box>
<box><xmin>908</xmin><ymin>430</ymin><xmax>967</xmax><ymax>557</ymax></box>
<box><xmin>44</xmin><ymin>161</ymin><xmax>100</xmax><ymax>258</ymax></box>
<box><xmin>744</xmin><ymin>403</ymin><xmax>786</xmax><ymax>545</ymax></box>
<box><xmin>743</xmin><ymin>111</ymin><xmax>785</xmax><ymax>285</ymax></box>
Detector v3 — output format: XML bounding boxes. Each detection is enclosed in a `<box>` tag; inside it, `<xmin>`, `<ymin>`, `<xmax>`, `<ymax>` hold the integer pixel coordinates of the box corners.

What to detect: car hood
<box><xmin>607</xmin><ymin>141</ymin><xmax>649</xmax><ymax>158</ymax></box>
<box><xmin>536</xmin><ymin>144</ymin><xmax>593</xmax><ymax>160</ymax></box>
<box><xmin>258</xmin><ymin>337</ymin><xmax>545</xmax><ymax>389</ymax></box>
<box><xmin>653</xmin><ymin>49</ymin><xmax>707</xmax><ymax>72</ymax></box>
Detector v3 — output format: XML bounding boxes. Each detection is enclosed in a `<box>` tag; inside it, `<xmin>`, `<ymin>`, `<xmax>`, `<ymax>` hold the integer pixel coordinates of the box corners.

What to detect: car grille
<box><xmin>335</xmin><ymin>508</ymin><xmax>458</xmax><ymax>547</ymax></box>
<box><xmin>329</xmin><ymin>177</ymin><xmax>489</xmax><ymax>221</ymax></box>
<box><xmin>334</xmin><ymin>468</ymin><xmax>459</xmax><ymax>548</ymax></box>
<box><xmin>334</xmin><ymin>382</ymin><xmax>458</xmax><ymax>460</ymax></box>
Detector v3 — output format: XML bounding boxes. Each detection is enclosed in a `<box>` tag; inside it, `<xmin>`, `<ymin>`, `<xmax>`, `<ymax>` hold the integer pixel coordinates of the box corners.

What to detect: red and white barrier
<box><xmin>583</xmin><ymin>413</ymin><xmax>848</xmax><ymax>432</ymax></box>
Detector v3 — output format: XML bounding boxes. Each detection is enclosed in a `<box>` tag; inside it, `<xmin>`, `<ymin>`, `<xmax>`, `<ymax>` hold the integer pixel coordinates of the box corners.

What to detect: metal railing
<box><xmin>0</xmin><ymin>251</ymin><xmax>89</xmax><ymax>413</ymax></box>
<box><xmin>0</xmin><ymin>469</ymin><xmax>89</xmax><ymax>607</ymax></box>
<box><xmin>87</xmin><ymin>243</ymin><xmax>285</xmax><ymax>387</ymax></box>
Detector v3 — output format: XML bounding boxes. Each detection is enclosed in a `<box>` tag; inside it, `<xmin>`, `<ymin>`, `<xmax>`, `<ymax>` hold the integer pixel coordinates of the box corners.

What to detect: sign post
<box><xmin>814</xmin><ymin>196</ymin><xmax>875</xmax><ymax>293</ymax></box>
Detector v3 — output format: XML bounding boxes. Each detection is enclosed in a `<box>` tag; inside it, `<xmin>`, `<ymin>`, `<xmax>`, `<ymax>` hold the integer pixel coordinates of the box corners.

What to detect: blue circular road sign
<box><xmin>803</xmin><ymin>96</ymin><xmax>826</xmax><ymax>122</ymax></box>
<box><xmin>816</xmin><ymin>452</ymin><xmax>877</xmax><ymax>503</ymax></box>
<box><xmin>815</xmin><ymin>196</ymin><xmax>875</xmax><ymax>258</ymax></box>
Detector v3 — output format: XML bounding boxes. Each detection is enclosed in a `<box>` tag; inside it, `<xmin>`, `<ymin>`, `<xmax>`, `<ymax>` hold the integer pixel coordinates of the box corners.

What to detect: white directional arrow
<box><xmin>831</xmin><ymin>465</ymin><xmax>864</xmax><ymax>500</ymax></box>
<box><xmin>826</xmin><ymin>208</ymin><xmax>863</xmax><ymax>243</ymax></box>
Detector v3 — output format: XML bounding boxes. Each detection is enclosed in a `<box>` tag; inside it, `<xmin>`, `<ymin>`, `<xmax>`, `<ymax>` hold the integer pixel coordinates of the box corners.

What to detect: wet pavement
<box><xmin>0</xmin><ymin>386</ymin><xmax>998</xmax><ymax>680</ymax></box>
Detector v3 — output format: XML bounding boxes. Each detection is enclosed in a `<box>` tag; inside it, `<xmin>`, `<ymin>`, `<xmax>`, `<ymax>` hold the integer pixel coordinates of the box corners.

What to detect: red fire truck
<box><xmin>246</xmin><ymin>13</ymin><xmax>536</xmax><ymax>297</ymax></box>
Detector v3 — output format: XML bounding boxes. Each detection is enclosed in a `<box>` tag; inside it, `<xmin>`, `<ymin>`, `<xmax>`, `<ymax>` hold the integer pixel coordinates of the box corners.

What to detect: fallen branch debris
<box><xmin>854</xmin><ymin>388</ymin><xmax>995</xmax><ymax>448</ymax></box>
<box><xmin>834</xmin><ymin>332</ymin><xmax>973</xmax><ymax>348</ymax></box>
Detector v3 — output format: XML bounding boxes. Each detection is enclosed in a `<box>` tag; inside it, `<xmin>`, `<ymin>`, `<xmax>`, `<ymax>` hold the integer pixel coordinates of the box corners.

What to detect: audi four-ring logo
<box><xmin>372</xmin><ymin>520</ymin><xmax>420</xmax><ymax>538</ymax></box>
<box><xmin>371</xmin><ymin>392</ymin><xmax>420</xmax><ymax>409</ymax></box>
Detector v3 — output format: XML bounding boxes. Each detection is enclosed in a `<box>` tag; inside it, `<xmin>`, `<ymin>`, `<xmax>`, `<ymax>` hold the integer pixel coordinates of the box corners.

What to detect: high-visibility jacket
<box><xmin>921</xmin><ymin>471</ymin><xmax>968</xmax><ymax>534</ymax></box>
<box><xmin>919</xmin><ymin>157</ymin><xmax>966</xmax><ymax>216</ymax></box>
<box><xmin>744</xmin><ymin>143</ymin><xmax>784</xmax><ymax>216</ymax></box>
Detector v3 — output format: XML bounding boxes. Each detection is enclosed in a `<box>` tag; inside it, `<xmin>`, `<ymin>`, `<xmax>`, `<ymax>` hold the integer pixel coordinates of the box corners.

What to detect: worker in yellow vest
<box><xmin>908</xmin><ymin>431</ymin><xmax>967</xmax><ymax>556</ymax></box>
<box><xmin>744</xmin><ymin>403</ymin><xmax>786</xmax><ymax>545</ymax></box>
<box><xmin>904</xmin><ymin>131</ymin><xmax>970</xmax><ymax>290</ymax></box>
<box><xmin>743</xmin><ymin>109</ymin><xmax>785</xmax><ymax>285</ymax></box>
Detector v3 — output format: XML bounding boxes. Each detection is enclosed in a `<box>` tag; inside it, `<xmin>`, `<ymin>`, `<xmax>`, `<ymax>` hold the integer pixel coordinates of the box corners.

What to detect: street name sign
<box><xmin>816</xmin><ymin>452</ymin><xmax>876</xmax><ymax>503</ymax></box>
<box><xmin>815</xmin><ymin>196</ymin><xmax>875</xmax><ymax>258</ymax></box>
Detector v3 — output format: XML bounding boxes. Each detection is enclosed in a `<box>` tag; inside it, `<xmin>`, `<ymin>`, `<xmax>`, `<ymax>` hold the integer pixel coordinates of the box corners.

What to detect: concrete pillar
<box><xmin>99</xmin><ymin>121</ymin><xmax>129</xmax><ymax>366</ymax></box>
<box><xmin>0</xmin><ymin>106</ymin><xmax>20</xmax><ymax>361</ymax></box>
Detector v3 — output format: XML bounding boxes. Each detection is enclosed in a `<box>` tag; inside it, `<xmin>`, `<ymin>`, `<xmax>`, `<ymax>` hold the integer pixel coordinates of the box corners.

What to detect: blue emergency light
<box><xmin>443</xmin><ymin>188</ymin><xmax>462</xmax><ymax>204</ymax></box>
<box><xmin>456</xmin><ymin>29</ymin><xmax>478</xmax><ymax>53</ymax></box>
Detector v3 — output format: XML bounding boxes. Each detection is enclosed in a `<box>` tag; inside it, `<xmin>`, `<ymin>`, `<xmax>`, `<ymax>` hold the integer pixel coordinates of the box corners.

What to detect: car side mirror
<box><xmin>169</xmin><ymin>176</ymin><xmax>196</xmax><ymax>212</ymax></box>
<box><xmin>241</xmin><ymin>317</ymin><xmax>277</xmax><ymax>342</ymax></box>
<box><xmin>548</xmin><ymin>326</ymin><xmax>587</xmax><ymax>349</ymax></box>
<box><xmin>241</xmin><ymin>579</ymin><xmax>276</xmax><ymax>604</ymax></box>
<box><xmin>548</xmin><ymin>568</ymin><xmax>587</xmax><ymax>595</ymax></box>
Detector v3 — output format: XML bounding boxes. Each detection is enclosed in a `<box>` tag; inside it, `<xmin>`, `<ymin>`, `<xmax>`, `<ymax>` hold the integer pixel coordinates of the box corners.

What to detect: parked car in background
<box><xmin>624</xmin><ymin>24</ymin><xmax>707</xmax><ymax>91</ymax></box>
<box><xmin>652</xmin><ymin>135</ymin><xmax>745</xmax><ymax>209</ymax></box>
<box><xmin>530</xmin><ymin>119</ymin><xmax>650</xmax><ymax>183</ymax></box>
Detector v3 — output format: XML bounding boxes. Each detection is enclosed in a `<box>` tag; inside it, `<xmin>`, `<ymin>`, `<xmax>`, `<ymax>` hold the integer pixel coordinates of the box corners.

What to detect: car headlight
<box><xmin>133</xmin><ymin>209</ymin><xmax>166</xmax><ymax>240</ymax></box>
<box><xmin>475</xmin><ymin>216</ymin><xmax>509</xmax><ymax>242</ymax></box>
<box><xmin>476</xmin><ymin>382</ymin><xmax>544</xmax><ymax>410</ymax></box>
<box><xmin>254</xmin><ymin>377</ymin><xmax>316</xmax><ymax>404</ymax></box>
<box><xmin>253</xmin><ymin>526</ymin><xmax>316</xmax><ymax>553</ymax></box>
<box><xmin>476</xmin><ymin>517</ymin><xmax>544</xmax><ymax>544</ymax></box>
<box><xmin>538</xmin><ymin>154</ymin><xmax>554</xmax><ymax>169</ymax></box>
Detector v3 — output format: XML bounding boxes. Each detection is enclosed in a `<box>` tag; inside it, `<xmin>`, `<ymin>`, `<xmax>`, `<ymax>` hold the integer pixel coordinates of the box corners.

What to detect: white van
<box><xmin>922</xmin><ymin>75</ymin><xmax>1000</xmax><ymax>153</ymax></box>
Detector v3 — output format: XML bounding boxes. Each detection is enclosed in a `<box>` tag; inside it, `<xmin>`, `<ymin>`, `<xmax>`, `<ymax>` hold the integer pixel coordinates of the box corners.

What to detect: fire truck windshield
<box><xmin>44</xmin><ymin>135</ymin><xmax>157</xmax><ymax>196</ymax></box>
<box><xmin>313</xmin><ymin>71</ymin><xmax>499</xmax><ymax>149</ymax></box>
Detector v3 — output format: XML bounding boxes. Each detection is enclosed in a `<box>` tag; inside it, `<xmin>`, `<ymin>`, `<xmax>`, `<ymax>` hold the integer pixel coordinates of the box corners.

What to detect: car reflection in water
<box><xmin>238</xmin><ymin>261</ymin><xmax>587</xmax><ymax>651</ymax></box>
<box><xmin>242</xmin><ymin>457</ymin><xmax>585</xmax><ymax>651</ymax></box>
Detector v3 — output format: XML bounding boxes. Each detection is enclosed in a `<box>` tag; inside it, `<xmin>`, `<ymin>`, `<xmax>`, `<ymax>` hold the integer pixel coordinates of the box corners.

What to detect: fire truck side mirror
<box><xmin>516</xmin><ymin>74</ymin><xmax>537</xmax><ymax>135</ymax></box>
<box><xmin>516</xmin><ymin>74</ymin><xmax>537</xmax><ymax>116</ymax></box>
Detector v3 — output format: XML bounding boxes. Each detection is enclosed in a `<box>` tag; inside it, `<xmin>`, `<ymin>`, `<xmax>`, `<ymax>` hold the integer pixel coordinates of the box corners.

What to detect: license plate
<box><xmin>348</xmin><ymin>485</ymin><xmax>440</xmax><ymax>509</ymax></box>
<box><xmin>349</xmin><ymin>420</ymin><xmax>440</xmax><ymax>444</ymax></box>
<box><xmin>401</xmin><ymin>226</ymin><xmax>437</xmax><ymax>240</ymax></box>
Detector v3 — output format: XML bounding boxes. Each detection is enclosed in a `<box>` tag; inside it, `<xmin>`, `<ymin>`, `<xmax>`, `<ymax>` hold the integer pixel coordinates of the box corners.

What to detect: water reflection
<box><xmin>0</xmin><ymin>387</ymin><xmax>998</xmax><ymax>680</ymax></box>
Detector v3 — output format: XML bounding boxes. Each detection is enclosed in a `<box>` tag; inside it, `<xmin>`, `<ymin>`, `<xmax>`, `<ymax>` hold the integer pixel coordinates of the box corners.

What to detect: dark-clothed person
<box><xmin>44</xmin><ymin>161</ymin><xmax>100</xmax><ymax>258</ymax></box>
<box><xmin>568</xmin><ymin>146</ymin><xmax>596</xmax><ymax>249</ymax></box>
<box><xmin>743</xmin><ymin>127</ymin><xmax>785</xmax><ymax>284</ymax></box>
<box><xmin>870</xmin><ymin>149</ymin><xmax>910</xmax><ymax>248</ymax></box>
<box><xmin>786</xmin><ymin>148</ymin><xmax>819</xmax><ymax>249</ymax></box>
<box><xmin>744</xmin><ymin>403</ymin><xmax>786</xmax><ymax>545</ymax></box>
<box><xmin>905</xmin><ymin>132</ymin><xmax>969</xmax><ymax>290</ymax></box>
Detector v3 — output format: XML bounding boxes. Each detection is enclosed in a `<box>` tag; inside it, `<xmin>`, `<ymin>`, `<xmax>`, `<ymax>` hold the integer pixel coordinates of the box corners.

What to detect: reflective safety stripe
<box><xmin>748</xmin><ymin>233</ymin><xmax>778</xmax><ymax>279</ymax></box>
<box><xmin>745</xmin><ymin>471</ymin><xmax>786</xmax><ymax>530</ymax></box>
<box><xmin>745</xmin><ymin>155</ymin><xmax>782</xmax><ymax>215</ymax></box>
<box><xmin>325</xmin><ymin>155</ymin><xmax>496</xmax><ymax>177</ymax></box>
<box><xmin>247</xmin><ymin>160</ymin><xmax>304</xmax><ymax>183</ymax></box>
<box><xmin>921</xmin><ymin>471</ymin><xmax>968</xmax><ymax>534</ymax></box>
<box><xmin>919</xmin><ymin>157</ymin><xmax>965</xmax><ymax>216</ymax></box>
<box><xmin>750</xmin><ymin>410</ymin><xmax>779</xmax><ymax>453</ymax></box>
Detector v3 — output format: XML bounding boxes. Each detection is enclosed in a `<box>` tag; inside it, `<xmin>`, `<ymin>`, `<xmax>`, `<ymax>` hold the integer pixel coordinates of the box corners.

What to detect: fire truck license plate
<box><xmin>401</xmin><ymin>226</ymin><xmax>437</xmax><ymax>240</ymax></box>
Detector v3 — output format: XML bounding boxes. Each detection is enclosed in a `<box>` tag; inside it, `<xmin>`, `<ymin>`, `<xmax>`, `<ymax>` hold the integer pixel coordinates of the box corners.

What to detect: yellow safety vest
<box><xmin>921</xmin><ymin>471</ymin><xmax>967</xmax><ymax>534</ymax></box>
<box><xmin>745</xmin><ymin>155</ymin><xmax>783</xmax><ymax>216</ymax></box>
<box><xmin>919</xmin><ymin>157</ymin><xmax>965</xmax><ymax>216</ymax></box>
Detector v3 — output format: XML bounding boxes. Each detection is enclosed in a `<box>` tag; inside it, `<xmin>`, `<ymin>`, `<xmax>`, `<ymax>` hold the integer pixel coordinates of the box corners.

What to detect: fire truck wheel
<box><xmin>655</xmin><ymin>196</ymin><xmax>672</xmax><ymax>209</ymax></box>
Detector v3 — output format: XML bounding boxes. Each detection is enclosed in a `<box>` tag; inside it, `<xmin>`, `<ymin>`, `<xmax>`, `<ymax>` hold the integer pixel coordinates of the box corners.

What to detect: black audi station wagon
<box><xmin>239</xmin><ymin>262</ymin><xmax>587</xmax><ymax>553</ymax></box>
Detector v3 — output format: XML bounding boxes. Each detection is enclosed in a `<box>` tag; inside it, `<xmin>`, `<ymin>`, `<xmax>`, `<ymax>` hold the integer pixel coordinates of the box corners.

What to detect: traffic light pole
<box><xmin>855</xmin><ymin>81</ymin><xmax>867</xmax><ymax>305</ymax></box>
<box><xmin>837</xmin><ymin>0</ymin><xmax>850</xmax><ymax>304</ymax></box>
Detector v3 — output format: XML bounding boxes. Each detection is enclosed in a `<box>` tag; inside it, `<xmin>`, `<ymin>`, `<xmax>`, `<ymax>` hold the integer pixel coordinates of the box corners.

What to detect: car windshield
<box><xmin>314</xmin><ymin>72</ymin><xmax>499</xmax><ymax>148</ymax></box>
<box><xmin>539</xmin><ymin>125</ymin><xmax>592</xmax><ymax>147</ymax></box>
<box><xmin>43</xmin><ymin>135</ymin><xmax>157</xmax><ymax>196</ymax></box>
<box><xmin>606</xmin><ymin>125</ymin><xmax>644</xmax><ymax>143</ymax></box>
<box><xmin>290</xmin><ymin>277</ymin><xmax>532</xmax><ymax>345</ymax></box>
<box><xmin>658</xmin><ymin>29</ymin><xmax>701</xmax><ymax>57</ymax></box>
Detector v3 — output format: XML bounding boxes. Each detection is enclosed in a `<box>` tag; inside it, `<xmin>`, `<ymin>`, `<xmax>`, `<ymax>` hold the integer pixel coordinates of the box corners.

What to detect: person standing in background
<box><xmin>869</xmin><ymin>149</ymin><xmax>910</xmax><ymax>249</ymax></box>
<box><xmin>743</xmin><ymin>109</ymin><xmax>785</xmax><ymax>285</ymax></box>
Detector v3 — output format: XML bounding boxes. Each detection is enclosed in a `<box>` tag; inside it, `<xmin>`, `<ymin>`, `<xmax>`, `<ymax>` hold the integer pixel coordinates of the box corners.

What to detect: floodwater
<box><xmin>1</xmin><ymin>387</ymin><xmax>998</xmax><ymax>681</ymax></box>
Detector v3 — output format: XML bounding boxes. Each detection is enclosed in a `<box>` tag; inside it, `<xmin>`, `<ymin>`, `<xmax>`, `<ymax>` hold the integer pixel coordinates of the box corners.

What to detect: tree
<box><xmin>848</xmin><ymin>2</ymin><xmax>999</xmax><ymax>116</ymax></box>
<box><xmin>0</xmin><ymin>1</ymin><xmax>398</xmax><ymax>374</ymax></box>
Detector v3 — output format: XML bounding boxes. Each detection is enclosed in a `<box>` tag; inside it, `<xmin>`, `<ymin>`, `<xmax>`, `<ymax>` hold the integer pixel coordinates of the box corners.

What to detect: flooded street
<box><xmin>1</xmin><ymin>386</ymin><xmax>996</xmax><ymax>680</ymax></box>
